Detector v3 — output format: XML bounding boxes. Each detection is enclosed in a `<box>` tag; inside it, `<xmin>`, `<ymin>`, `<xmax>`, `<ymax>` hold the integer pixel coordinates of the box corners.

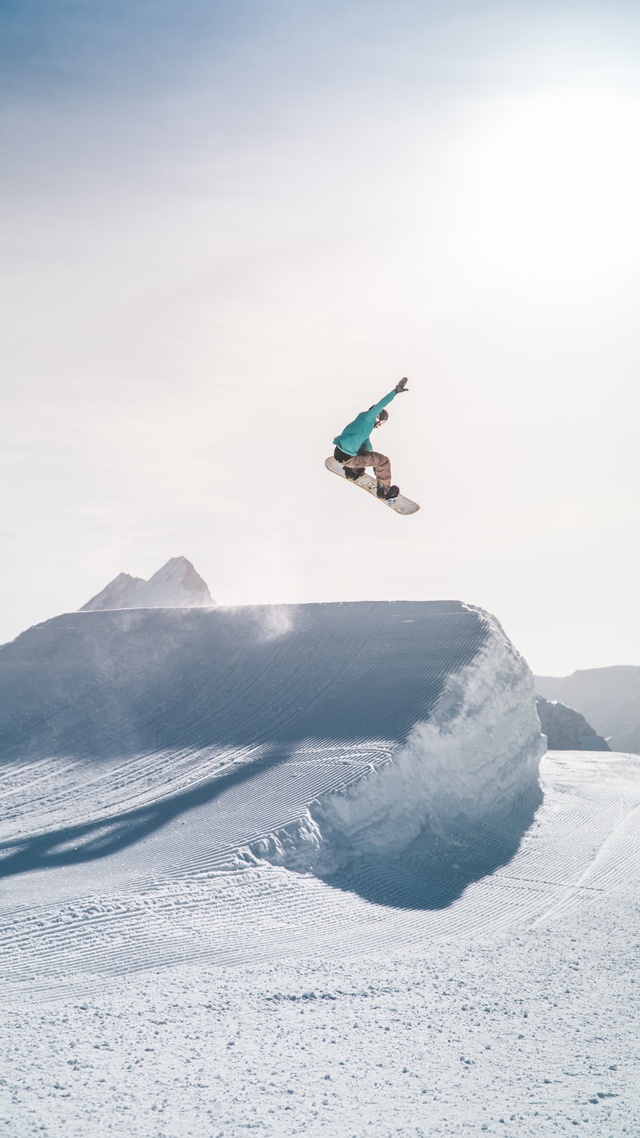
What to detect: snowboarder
<box><xmin>332</xmin><ymin>377</ymin><xmax>409</xmax><ymax>500</ymax></box>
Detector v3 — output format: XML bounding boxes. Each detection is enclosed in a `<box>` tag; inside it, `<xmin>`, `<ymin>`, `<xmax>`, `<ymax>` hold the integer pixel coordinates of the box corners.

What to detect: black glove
<box><xmin>395</xmin><ymin>377</ymin><xmax>409</xmax><ymax>393</ymax></box>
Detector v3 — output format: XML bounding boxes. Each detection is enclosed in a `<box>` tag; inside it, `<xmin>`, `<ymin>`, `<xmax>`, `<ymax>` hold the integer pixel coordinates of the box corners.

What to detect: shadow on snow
<box><xmin>0</xmin><ymin>748</ymin><xmax>288</xmax><ymax>880</ymax></box>
<box><xmin>320</xmin><ymin>789</ymin><xmax>544</xmax><ymax>911</ymax></box>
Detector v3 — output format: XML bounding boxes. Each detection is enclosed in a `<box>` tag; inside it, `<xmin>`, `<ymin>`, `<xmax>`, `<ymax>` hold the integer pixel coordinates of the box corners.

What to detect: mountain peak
<box><xmin>80</xmin><ymin>558</ymin><xmax>214</xmax><ymax>611</ymax></box>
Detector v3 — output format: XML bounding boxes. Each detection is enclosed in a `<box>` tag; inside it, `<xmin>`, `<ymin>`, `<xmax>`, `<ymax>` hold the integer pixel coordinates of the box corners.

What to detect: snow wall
<box><xmin>0</xmin><ymin>601</ymin><xmax>545</xmax><ymax>908</ymax></box>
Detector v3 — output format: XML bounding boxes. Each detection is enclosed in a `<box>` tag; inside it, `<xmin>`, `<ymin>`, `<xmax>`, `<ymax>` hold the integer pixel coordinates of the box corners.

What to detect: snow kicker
<box><xmin>0</xmin><ymin>601</ymin><xmax>544</xmax><ymax>912</ymax></box>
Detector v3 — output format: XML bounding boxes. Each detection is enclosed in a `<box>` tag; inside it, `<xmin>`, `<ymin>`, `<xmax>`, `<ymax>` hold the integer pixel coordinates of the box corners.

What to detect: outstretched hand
<box><xmin>395</xmin><ymin>376</ymin><xmax>409</xmax><ymax>393</ymax></box>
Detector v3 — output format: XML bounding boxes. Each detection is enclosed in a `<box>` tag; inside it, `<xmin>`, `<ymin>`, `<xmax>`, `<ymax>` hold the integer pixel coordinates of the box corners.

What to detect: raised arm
<box><xmin>369</xmin><ymin>378</ymin><xmax>409</xmax><ymax>418</ymax></box>
<box><xmin>369</xmin><ymin>390</ymin><xmax>397</xmax><ymax>418</ymax></box>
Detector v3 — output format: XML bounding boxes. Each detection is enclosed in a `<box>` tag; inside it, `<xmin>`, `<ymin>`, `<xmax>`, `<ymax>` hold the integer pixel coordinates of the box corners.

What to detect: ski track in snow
<box><xmin>0</xmin><ymin>748</ymin><xmax>638</xmax><ymax>1001</ymax></box>
<box><xmin>0</xmin><ymin>600</ymin><xmax>545</xmax><ymax>995</ymax></box>
<box><xmin>2</xmin><ymin>750</ymin><xmax>640</xmax><ymax>1137</ymax></box>
<box><xmin>1</xmin><ymin>602</ymin><xmax>639</xmax><ymax>1135</ymax></box>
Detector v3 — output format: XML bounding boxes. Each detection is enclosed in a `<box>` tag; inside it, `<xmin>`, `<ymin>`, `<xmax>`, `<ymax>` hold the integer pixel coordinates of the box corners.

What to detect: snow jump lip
<box><xmin>0</xmin><ymin>601</ymin><xmax>544</xmax><ymax>911</ymax></box>
<box><xmin>0</xmin><ymin>602</ymin><xmax>490</xmax><ymax>760</ymax></box>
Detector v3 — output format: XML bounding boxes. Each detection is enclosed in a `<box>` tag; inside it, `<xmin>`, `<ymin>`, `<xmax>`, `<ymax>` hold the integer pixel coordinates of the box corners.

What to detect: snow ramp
<box><xmin>0</xmin><ymin>601</ymin><xmax>543</xmax><ymax>914</ymax></box>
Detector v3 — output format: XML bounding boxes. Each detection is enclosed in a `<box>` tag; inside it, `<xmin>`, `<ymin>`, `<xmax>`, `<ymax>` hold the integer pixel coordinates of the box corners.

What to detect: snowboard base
<box><xmin>325</xmin><ymin>457</ymin><xmax>420</xmax><ymax>515</ymax></box>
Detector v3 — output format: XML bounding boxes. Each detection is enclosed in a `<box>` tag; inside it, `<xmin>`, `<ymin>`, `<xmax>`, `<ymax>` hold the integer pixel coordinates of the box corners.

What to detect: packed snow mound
<box><xmin>0</xmin><ymin>600</ymin><xmax>544</xmax><ymax>908</ymax></box>
<box><xmin>244</xmin><ymin>608</ymin><xmax>545</xmax><ymax>895</ymax></box>
<box><xmin>80</xmin><ymin>556</ymin><xmax>214</xmax><ymax>610</ymax></box>
<box><xmin>536</xmin><ymin>666</ymin><xmax>640</xmax><ymax>754</ymax></box>
<box><xmin>536</xmin><ymin>695</ymin><xmax>610</xmax><ymax>751</ymax></box>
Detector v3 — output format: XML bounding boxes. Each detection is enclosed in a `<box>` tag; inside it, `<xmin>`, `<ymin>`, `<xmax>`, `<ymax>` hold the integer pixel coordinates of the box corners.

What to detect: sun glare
<box><xmin>448</xmin><ymin>91</ymin><xmax>640</xmax><ymax>284</ymax></box>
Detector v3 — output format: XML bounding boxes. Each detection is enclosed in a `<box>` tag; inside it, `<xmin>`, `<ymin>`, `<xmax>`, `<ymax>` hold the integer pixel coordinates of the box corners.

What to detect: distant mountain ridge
<box><xmin>535</xmin><ymin>666</ymin><xmax>640</xmax><ymax>755</ymax></box>
<box><xmin>535</xmin><ymin>695</ymin><xmax>610</xmax><ymax>751</ymax></box>
<box><xmin>80</xmin><ymin>557</ymin><xmax>214</xmax><ymax>611</ymax></box>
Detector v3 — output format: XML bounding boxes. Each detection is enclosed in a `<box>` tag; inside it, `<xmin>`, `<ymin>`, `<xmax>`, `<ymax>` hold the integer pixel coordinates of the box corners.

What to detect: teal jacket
<box><xmin>333</xmin><ymin>390</ymin><xmax>397</xmax><ymax>456</ymax></box>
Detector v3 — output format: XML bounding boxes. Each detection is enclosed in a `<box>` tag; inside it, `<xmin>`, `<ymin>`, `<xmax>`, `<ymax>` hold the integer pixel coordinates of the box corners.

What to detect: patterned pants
<box><xmin>337</xmin><ymin>448</ymin><xmax>392</xmax><ymax>486</ymax></box>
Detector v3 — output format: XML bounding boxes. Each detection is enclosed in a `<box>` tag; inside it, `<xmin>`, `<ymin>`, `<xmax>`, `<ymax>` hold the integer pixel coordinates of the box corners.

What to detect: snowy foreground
<box><xmin>1</xmin><ymin>604</ymin><xmax>639</xmax><ymax>1135</ymax></box>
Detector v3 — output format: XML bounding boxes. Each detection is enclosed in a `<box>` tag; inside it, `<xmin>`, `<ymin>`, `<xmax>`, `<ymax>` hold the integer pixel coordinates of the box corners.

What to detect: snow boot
<box><xmin>377</xmin><ymin>482</ymin><xmax>400</xmax><ymax>500</ymax></box>
<box><xmin>344</xmin><ymin>466</ymin><xmax>365</xmax><ymax>481</ymax></box>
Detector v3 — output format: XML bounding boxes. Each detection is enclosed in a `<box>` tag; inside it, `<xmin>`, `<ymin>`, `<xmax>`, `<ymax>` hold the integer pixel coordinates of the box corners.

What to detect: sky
<box><xmin>1</xmin><ymin>0</ymin><xmax>639</xmax><ymax>675</ymax></box>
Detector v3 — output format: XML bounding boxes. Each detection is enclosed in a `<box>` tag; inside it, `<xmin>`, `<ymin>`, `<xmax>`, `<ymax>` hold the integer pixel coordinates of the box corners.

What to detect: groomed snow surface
<box><xmin>1</xmin><ymin>602</ymin><xmax>639</xmax><ymax>1136</ymax></box>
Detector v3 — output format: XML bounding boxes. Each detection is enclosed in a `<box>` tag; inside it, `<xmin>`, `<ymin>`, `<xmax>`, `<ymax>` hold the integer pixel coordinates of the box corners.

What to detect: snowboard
<box><xmin>325</xmin><ymin>457</ymin><xmax>420</xmax><ymax>515</ymax></box>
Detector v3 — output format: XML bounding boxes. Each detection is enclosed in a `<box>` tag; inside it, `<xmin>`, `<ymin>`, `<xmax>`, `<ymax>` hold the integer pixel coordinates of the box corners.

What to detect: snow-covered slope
<box><xmin>80</xmin><ymin>555</ymin><xmax>214</xmax><ymax>610</ymax></box>
<box><xmin>3</xmin><ymin>603</ymin><xmax>640</xmax><ymax>1135</ymax></box>
<box><xmin>0</xmin><ymin>600</ymin><xmax>543</xmax><ymax>920</ymax></box>
<box><xmin>79</xmin><ymin>571</ymin><xmax>146</xmax><ymax>610</ymax></box>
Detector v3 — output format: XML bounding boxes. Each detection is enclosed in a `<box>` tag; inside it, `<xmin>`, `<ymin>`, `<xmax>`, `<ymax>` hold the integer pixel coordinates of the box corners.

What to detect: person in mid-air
<box><xmin>332</xmin><ymin>377</ymin><xmax>409</xmax><ymax>500</ymax></box>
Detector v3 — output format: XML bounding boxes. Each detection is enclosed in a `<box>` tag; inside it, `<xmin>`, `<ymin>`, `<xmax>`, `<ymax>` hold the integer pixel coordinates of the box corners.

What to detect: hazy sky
<box><xmin>2</xmin><ymin>0</ymin><xmax>639</xmax><ymax>674</ymax></box>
